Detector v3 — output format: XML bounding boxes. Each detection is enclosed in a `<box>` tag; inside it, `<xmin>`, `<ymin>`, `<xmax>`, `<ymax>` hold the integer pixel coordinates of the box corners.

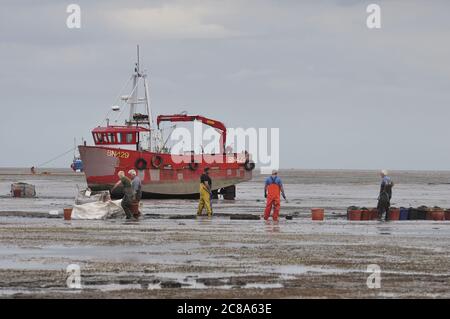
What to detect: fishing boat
<box><xmin>78</xmin><ymin>47</ymin><xmax>254</xmax><ymax>198</ymax></box>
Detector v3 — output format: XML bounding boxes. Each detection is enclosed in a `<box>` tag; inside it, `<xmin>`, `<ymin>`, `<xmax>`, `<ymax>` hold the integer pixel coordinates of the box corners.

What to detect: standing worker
<box><xmin>197</xmin><ymin>167</ymin><xmax>213</xmax><ymax>217</ymax></box>
<box><xmin>129</xmin><ymin>169</ymin><xmax>142</xmax><ymax>217</ymax></box>
<box><xmin>377</xmin><ymin>169</ymin><xmax>394</xmax><ymax>221</ymax></box>
<box><xmin>264</xmin><ymin>170</ymin><xmax>287</xmax><ymax>222</ymax></box>
<box><xmin>128</xmin><ymin>169</ymin><xmax>142</xmax><ymax>201</ymax></box>
<box><xmin>111</xmin><ymin>171</ymin><xmax>134</xmax><ymax>220</ymax></box>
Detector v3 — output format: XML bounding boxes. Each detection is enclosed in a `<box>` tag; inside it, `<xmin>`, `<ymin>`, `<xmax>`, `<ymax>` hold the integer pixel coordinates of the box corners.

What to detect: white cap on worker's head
<box><xmin>381</xmin><ymin>169</ymin><xmax>388</xmax><ymax>176</ymax></box>
<box><xmin>272</xmin><ymin>169</ymin><xmax>278</xmax><ymax>175</ymax></box>
<box><xmin>128</xmin><ymin>169</ymin><xmax>137</xmax><ymax>176</ymax></box>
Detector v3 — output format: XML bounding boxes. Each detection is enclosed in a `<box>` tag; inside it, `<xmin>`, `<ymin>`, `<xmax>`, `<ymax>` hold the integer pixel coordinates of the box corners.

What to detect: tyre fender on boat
<box><xmin>135</xmin><ymin>158</ymin><xmax>148</xmax><ymax>170</ymax></box>
<box><xmin>150</xmin><ymin>155</ymin><xmax>163</xmax><ymax>169</ymax></box>
<box><xmin>244</xmin><ymin>160</ymin><xmax>255</xmax><ymax>171</ymax></box>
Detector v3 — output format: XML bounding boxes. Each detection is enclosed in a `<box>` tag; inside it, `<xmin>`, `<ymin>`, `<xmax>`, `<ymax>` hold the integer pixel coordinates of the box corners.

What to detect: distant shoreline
<box><xmin>0</xmin><ymin>168</ymin><xmax>82</xmax><ymax>176</ymax></box>
<box><xmin>2</xmin><ymin>167</ymin><xmax>450</xmax><ymax>173</ymax></box>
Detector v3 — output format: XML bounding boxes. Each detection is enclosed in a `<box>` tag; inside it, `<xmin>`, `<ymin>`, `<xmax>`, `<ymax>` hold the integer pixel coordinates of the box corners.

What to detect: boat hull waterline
<box><xmin>79</xmin><ymin>145</ymin><xmax>252</xmax><ymax>198</ymax></box>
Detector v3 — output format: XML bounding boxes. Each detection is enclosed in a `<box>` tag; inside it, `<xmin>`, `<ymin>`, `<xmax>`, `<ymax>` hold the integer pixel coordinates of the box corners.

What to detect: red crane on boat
<box><xmin>157</xmin><ymin>114</ymin><xmax>227</xmax><ymax>154</ymax></box>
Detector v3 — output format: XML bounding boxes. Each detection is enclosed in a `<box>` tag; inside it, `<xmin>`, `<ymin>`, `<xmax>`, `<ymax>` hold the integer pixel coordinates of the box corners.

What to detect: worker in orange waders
<box><xmin>264</xmin><ymin>170</ymin><xmax>287</xmax><ymax>222</ymax></box>
<box><xmin>197</xmin><ymin>167</ymin><xmax>213</xmax><ymax>217</ymax></box>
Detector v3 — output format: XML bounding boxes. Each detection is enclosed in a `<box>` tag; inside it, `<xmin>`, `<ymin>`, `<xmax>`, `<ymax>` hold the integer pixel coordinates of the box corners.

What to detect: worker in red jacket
<box><xmin>264</xmin><ymin>170</ymin><xmax>287</xmax><ymax>222</ymax></box>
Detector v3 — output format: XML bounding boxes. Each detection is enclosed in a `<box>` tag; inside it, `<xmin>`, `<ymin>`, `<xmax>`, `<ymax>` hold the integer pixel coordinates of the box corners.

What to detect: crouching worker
<box><xmin>197</xmin><ymin>167</ymin><xmax>212</xmax><ymax>217</ymax></box>
<box><xmin>111</xmin><ymin>171</ymin><xmax>134</xmax><ymax>219</ymax></box>
<box><xmin>264</xmin><ymin>170</ymin><xmax>286</xmax><ymax>222</ymax></box>
<box><xmin>377</xmin><ymin>169</ymin><xmax>394</xmax><ymax>221</ymax></box>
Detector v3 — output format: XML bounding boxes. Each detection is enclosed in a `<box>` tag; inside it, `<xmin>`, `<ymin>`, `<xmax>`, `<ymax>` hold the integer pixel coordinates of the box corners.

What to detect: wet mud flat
<box><xmin>0</xmin><ymin>217</ymin><xmax>449</xmax><ymax>298</ymax></box>
<box><xmin>1</xmin><ymin>168</ymin><xmax>450</xmax><ymax>298</ymax></box>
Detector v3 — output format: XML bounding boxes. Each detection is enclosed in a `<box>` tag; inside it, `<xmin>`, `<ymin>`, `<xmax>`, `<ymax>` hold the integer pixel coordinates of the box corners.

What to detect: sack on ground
<box><xmin>71</xmin><ymin>199</ymin><xmax>125</xmax><ymax>220</ymax></box>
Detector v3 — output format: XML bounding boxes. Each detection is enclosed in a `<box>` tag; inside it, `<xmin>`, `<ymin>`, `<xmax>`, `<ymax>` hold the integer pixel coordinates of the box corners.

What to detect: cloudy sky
<box><xmin>1</xmin><ymin>0</ymin><xmax>450</xmax><ymax>170</ymax></box>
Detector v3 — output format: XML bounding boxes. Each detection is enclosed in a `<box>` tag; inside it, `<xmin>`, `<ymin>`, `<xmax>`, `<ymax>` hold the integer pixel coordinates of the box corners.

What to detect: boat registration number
<box><xmin>106</xmin><ymin>150</ymin><xmax>130</xmax><ymax>159</ymax></box>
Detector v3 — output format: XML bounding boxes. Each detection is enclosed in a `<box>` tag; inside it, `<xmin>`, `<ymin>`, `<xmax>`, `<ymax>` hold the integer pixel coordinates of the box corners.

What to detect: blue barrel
<box><xmin>399</xmin><ymin>207</ymin><xmax>409</xmax><ymax>220</ymax></box>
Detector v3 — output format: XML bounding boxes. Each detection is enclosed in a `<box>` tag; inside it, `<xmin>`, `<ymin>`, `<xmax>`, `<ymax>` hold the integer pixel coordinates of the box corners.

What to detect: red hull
<box><xmin>78</xmin><ymin>146</ymin><xmax>252</xmax><ymax>198</ymax></box>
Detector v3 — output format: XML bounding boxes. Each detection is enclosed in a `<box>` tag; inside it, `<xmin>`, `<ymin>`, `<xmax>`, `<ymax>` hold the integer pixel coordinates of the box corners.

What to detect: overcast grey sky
<box><xmin>1</xmin><ymin>0</ymin><xmax>450</xmax><ymax>170</ymax></box>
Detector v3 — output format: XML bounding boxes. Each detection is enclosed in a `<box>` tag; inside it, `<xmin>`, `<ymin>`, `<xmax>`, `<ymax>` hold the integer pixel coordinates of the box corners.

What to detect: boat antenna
<box><xmin>129</xmin><ymin>45</ymin><xmax>140</xmax><ymax>124</ymax></box>
<box><xmin>136</xmin><ymin>44</ymin><xmax>140</xmax><ymax>75</ymax></box>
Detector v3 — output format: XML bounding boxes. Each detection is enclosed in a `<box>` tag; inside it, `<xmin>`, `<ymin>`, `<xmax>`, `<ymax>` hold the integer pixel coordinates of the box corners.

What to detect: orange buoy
<box><xmin>388</xmin><ymin>208</ymin><xmax>400</xmax><ymax>221</ymax></box>
<box><xmin>63</xmin><ymin>208</ymin><xmax>72</xmax><ymax>220</ymax></box>
<box><xmin>311</xmin><ymin>208</ymin><xmax>324</xmax><ymax>221</ymax></box>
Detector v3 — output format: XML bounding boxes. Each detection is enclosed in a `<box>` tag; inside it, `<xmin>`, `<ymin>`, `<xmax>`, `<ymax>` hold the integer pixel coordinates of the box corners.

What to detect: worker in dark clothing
<box><xmin>128</xmin><ymin>169</ymin><xmax>142</xmax><ymax>217</ymax></box>
<box><xmin>377</xmin><ymin>169</ymin><xmax>394</xmax><ymax>221</ymax></box>
<box><xmin>111</xmin><ymin>171</ymin><xmax>134</xmax><ymax>219</ymax></box>
<box><xmin>197</xmin><ymin>167</ymin><xmax>212</xmax><ymax>216</ymax></box>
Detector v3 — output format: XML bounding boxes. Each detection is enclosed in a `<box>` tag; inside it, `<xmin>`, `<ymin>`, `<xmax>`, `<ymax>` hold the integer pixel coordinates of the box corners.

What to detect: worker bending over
<box><xmin>264</xmin><ymin>170</ymin><xmax>286</xmax><ymax>222</ymax></box>
<box><xmin>197</xmin><ymin>167</ymin><xmax>213</xmax><ymax>217</ymax></box>
<box><xmin>111</xmin><ymin>171</ymin><xmax>134</xmax><ymax>219</ymax></box>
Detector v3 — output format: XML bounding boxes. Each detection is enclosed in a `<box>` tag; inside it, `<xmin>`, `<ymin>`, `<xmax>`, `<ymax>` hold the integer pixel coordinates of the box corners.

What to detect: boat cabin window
<box><xmin>107</xmin><ymin>133</ymin><xmax>115</xmax><ymax>143</ymax></box>
<box><xmin>92</xmin><ymin>130</ymin><xmax>138</xmax><ymax>145</ymax></box>
<box><xmin>125</xmin><ymin>133</ymin><xmax>134</xmax><ymax>143</ymax></box>
<box><xmin>93</xmin><ymin>133</ymin><xmax>103</xmax><ymax>143</ymax></box>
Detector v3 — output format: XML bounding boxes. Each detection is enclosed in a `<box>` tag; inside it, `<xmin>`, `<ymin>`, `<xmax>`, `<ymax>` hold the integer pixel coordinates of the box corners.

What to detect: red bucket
<box><xmin>311</xmin><ymin>208</ymin><xmax>324</xmax><ymax>221</ymax></box>
<box><xmin>445</xmin><ymin>210</ymin><xmax>450</xmax><ymax>221</ymax></box>
<box><xmin>360</xmin><ymin>209</ymin><xmax>371</xmax><ymax>221</ymax></box>
<box><xmin>348</xmin><ymin>210</ymin><xmax>362</xmax><ymax>221</ymax></box>
<box><xmin>63</xmin><ymin>208</ymin><xmax>72</xmax><ymax>220</ymax></box>
<box><xmin>388</xmin><ymin>208</ymin><xmax>400</xmax><ymax>221</ymax></box>
<box><xmin>370</xmin><ymin>208</ymin><xmax>379</xmax><ymax>220</ymax></box>
<box><xmin>431</xmin><ymin>209</ymin><xmax>445</xmax><ymax>221</ymax></box>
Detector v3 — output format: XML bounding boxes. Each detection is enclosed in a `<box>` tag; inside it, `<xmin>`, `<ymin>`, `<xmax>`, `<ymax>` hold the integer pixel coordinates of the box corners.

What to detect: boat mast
<box><xmin>125</xmin><ymin>45</ymin><xmax>154</xmax><ymax>151</ymax></box>
<box><xmin>143</xmin><ymin>73</ymin><xmax>154</xmax><ymax>151</ymax></box>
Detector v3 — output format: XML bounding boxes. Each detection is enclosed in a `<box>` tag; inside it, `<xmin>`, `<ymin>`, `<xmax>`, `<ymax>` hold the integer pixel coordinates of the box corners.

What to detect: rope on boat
<box><xmin>100</xmin><ymin>75</ymin><xmax>133</xmax><ymax>126</ymax></box>
<box><xmin>36</xmin><ymin>146</ymin><xmax>77</xmax><ymax>168</ymax></box>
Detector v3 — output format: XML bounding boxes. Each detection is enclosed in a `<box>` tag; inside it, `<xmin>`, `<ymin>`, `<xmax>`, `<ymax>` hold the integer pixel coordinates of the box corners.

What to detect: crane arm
<box><xmin>157</xmin><ymin>114</ymin><xmax>227</xmax><ymax>154</ymax></box>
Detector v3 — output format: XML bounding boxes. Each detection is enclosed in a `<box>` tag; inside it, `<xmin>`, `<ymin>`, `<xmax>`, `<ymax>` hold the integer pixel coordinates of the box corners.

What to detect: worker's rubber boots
<box><xmin>264</xmin><ymin>183</ymin><xmax>281</xmax><ymax>221</ymax></box>
<box><xmin>198</xmin><ymin>184</ymin><xmax>212</xmax><ymax>216</ymax></box>
<box><xmin>121</xmin><ymin>199</ymin><xmax>133</xmax><ymax>219</ymax></box>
